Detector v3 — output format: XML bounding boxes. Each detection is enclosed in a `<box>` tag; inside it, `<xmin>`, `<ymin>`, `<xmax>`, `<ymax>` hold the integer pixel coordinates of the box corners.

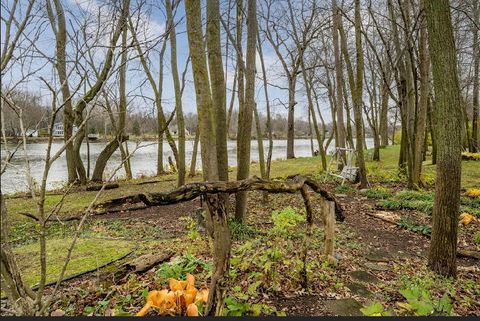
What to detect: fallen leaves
<box><xmin>459</xmin><ymin>213</ymin><xmax>477</xmax><ymax>226</ymax></box>
<box><xmin>465</xmin><ymin>188</ymin><xmax>480</xmax><ymax>198</ymax></box>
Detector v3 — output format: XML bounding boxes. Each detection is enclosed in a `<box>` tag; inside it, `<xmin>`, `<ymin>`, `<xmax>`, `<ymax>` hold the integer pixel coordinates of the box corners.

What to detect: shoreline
<box><xmin>1</xmin><ymin>135</ymin><xmax>324</xmax><ymax>144</ymax></box>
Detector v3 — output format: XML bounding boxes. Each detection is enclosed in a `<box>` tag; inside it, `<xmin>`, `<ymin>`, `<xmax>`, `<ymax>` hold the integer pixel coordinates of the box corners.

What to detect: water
<box><xmin>1</xmin><ymin>138</ymin><xmax>373</xmax><ymax>193</ymax></box>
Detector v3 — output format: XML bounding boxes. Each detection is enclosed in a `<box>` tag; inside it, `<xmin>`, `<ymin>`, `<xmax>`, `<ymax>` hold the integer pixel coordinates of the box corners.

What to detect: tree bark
<box><xmin>256</xmin><ymin>29</ymin><xmax>274</xmax><ymax>180</ymax></box>
<box><xmin>425</xmin><ymin>0</ymin><xmax>462</xmax><ymax>278</ymax></box>
<box><xmin>471</xmin><ymin>1</ymin><xmax>479</xmax><ymax>152</ymax></box>
<box><xmin>189</xmin><ymin>127</ymin><xmax>200</xmax><ymax>177</ymax></box>
<box><xmin>118</xmin><ymin>19</ymin><xmax>132</xmax><ymax>180</ymax></box>
<box><xmin>235</xmin><ymin>0</ymin><xmax>257</xmax><ymax>223</ymax></box>
<box><xmin>339</xmin><ymin>0</ymin><xmax>368</xmax><ymax>188</ymax></box>
<box><xmin>412</xmin><ymin>4</ymin><xmax>429</xmax><ymax>188</ymax></box>
<box><xmin>206</xmin><ymin>0</ymin><xmax>228</xmax><ymax>183</ymax></box>
<box><xmin>332</xmin><ymin>0</ymin><xmax>346</xmax><ymax>169</ymax></box>
<box><xmin>91</xmin><ymin>136</ymin><xmax>128</xmax><ymax>182</ymax></box>
<box><xmin>286</xmin><ymin>76</ymin><xmax>297</xmax><ymax>159</ymax></box>
<box><xmin>48</xmin><ymin>0</ymin><xmax>77</xmax><ymax>184</ymax></box>
<box><xmin>254</xmin><ymin>103</ymin><xmax>266</xmax><ymax>179</ymax></box>
<box><xmin>166</xmin><ymin>0</ymin><xmax>186</xmax><ymax>186</ymax></box>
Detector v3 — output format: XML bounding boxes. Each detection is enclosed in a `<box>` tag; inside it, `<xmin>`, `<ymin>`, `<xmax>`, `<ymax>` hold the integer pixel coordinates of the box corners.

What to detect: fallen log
<box><xmin>457</xmin><ymin>249</ymin><xmax>480</xmax><ymax>260</ymax></box>
<box><xmin>115</xmin><ymin>251</ymin><xmax>175</xmax><ymax>280</ymax></box>
<box><xmin>95</xmin><ymin>175</ymin><xmax>344</xmax><ymax>221</ymax></box>
<box><xmin>122</xmin><ymin>251</ymin><xmax>175</xmax><ymax>274</ymax></box>
<box><xmin>86</xmin><ymin>183</ymin><xmax>119</xmax><ymax>191</ymax></box>
<box><xmin>132</xmin><ymin>175</ymin><xmax>344</xmax><ymax>221</ymax></box>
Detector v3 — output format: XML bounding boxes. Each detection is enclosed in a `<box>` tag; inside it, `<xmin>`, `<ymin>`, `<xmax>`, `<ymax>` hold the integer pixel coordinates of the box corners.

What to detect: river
<box><xmin>1</xmin><ymin>138</ymin><xmax>373</xmax><ymax>193</ymax></box>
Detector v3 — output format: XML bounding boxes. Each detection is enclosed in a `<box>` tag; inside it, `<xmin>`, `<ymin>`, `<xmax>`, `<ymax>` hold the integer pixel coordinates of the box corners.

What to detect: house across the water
<box><xmin>53</xmin><ymin>122</ymin><xmax>78</xmax><ymax>137</ymax></box>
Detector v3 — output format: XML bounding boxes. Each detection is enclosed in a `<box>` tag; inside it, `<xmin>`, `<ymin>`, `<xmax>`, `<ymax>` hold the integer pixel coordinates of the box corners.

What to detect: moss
<box><xmin>12</xmin><ymin>238</ymin><xmax>133</xmax><ymax>288</ymax></box>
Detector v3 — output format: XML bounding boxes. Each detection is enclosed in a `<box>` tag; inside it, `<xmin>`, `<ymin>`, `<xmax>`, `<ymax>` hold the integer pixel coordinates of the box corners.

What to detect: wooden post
<box><xmin>322</xmin><ymin>199</ymin><xmax>337</xmax><ymax>266</ymax></box>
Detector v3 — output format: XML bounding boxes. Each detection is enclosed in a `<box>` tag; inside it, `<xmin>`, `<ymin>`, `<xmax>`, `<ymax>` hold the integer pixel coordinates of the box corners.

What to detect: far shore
<box><xmin>1</xmin><ymin>135</ymin><xmax>317</xmax><ymax>144</ymax></box>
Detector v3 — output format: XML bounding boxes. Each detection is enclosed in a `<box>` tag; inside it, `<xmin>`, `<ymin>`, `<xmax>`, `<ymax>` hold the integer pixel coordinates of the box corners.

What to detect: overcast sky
<box><xmin>2</xmin><ymin>0</ymin><xmax>335</xmax><ymax>123</ymax></box>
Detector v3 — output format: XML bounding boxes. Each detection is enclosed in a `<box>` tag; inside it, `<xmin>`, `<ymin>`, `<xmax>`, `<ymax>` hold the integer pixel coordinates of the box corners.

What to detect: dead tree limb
<box><xmin>109</xmin><ymin>175</ymin><xmax>344</xmax><ymax>221</ymax></box>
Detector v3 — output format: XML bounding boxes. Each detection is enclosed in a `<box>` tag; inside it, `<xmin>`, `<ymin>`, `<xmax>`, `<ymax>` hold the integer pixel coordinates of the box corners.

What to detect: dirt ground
<box><xmin>3</xmin><ymin>184</ymin><xmax>479</xmax><ymax>316</ymax></box>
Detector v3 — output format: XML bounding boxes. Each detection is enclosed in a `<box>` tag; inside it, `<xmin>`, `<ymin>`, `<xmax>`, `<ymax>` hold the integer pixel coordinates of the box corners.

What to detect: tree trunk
<box><xmin>157</xmin><ymin>39</ymin><xmax>168</xmax><ymax>176</ymax></box>
<box><xmin>301</xmin><ymin>60</ymin><xmax>326</xmax><ymax>170</ymax></box>
<box><xmin>427</xmin><ymin>99</ymin><xmax>437</xmax><ymax>165</ymax></box>
<box><xmin>332</xmin><ymin>0</ymin><xmax>346</xmax><ymax>169</ymax></box>
<box><xmin>411</xmin><ymin>5</ymin><xmax>429</xmax><ymax>188</ymax></box>
<box><xmin>206</xmin><ymin>0</ymin><xmax>228</xmax><ymax>183</ymax></box>
<box><xmin>166</xmin><ymin>0</ymin><xmax>186</xmax><ymax>186</ymax></box>
<box><xmin>185</xmin><ymin>1</ymin><xmax>218</xmax><ymax>181</ymax></box>
<box><xmin>235</xmin><ymin>0</ymin><xmax>256</xmax><ymax>222</ymax></box>
<box><xmin>308</xmin><ymin>106</ymin><xmax>315</xmax><ymax>156</ymax></box>
<box><xmin>379</xmin><ymin>69</ymin><xmax>390</xmax><ymax>147</ymax></box>
<box><xmin>471</xmin><ymin>0</ymin><xmax>479</xmax><ymax>152</ymax></box>
<box><xmin>254</xmin><ymin>103</ymin><xmax>266</xmax><ymax>178</ymax></box>
<box><xmin>286</xmin><ymin>76</ymin><xmax>296</xmax><ymax>159</ymax></box>
<box><xmin>118</xmin><ymin>20</ymin><xmax>132</xmax><ymax>180</ymax></box>
<box><xmin>256</xmin><ymin>29</ymin><xmax>274</xmax><ymax>179</ymax></box>
<box><xmin>226</xmin><ymin>70</ymin><xmax>237</xmax><ymax>138</ymax></box>
<box><xmin>185</xmin><ymin>0</ymin><xmax>231</xmax><ymax>315</ymax></box>
<box><xmin>189</xmin><ymin>127</ymin><xmax>200</xmax><ymax>177</ymax></box>
<box><xmin>91</xmin><ymin>136</ymin><xmax>127</xmax><ymax>182</ymax></box>
<box><xmin>425</xmin><ymin>0</ymin><xmax>462</xmax><ymax>278</ymax></box>
<box><xmin>48</xmin><ymin>0</ymin><xmax>77</xmax><ymax>185</ymax></box>
<box><xmin>339</xmin><ymin>0</ymin><xmax>367</xmax><ymax>188</ymax></box>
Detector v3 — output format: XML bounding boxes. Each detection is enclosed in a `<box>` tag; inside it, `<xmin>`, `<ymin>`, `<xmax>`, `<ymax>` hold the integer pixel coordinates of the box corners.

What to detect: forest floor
<box><xmin>2</xmin><ymin>145</ymin><xmax>479</xmax><ymax>316</ymax></box>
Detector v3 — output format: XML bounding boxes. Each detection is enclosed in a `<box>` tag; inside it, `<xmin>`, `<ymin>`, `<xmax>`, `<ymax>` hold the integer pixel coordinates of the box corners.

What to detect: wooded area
<box><xmin>1</xmin><ymin>0</ymin><xmax>479</xmax><ymax>317</ymax></box>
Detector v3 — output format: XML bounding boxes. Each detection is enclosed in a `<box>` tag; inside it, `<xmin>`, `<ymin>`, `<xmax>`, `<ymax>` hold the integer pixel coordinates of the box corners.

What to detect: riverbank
<box><xmin>2</xmin><ymin>145</ymin><xmax>479</xmax><ymax>316</ymax></box>
<box><xmin>1</xmin><ymin>134</ymin><xmax>320</xmax><ymax>144</ymax></box>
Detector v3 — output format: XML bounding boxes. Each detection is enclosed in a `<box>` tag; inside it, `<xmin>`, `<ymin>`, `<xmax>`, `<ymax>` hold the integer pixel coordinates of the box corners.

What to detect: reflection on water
<box><xmin>1</xmin><ymin>139</ymin><xmax>373</xmax><ymax>193</ymax></box>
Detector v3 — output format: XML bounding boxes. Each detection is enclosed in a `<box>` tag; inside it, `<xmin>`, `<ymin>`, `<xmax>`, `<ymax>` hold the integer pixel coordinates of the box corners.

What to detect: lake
<box><xmin>0</xmin><ymin>138</ymin><xmax>373</xmax><ymax>193</ymax></box>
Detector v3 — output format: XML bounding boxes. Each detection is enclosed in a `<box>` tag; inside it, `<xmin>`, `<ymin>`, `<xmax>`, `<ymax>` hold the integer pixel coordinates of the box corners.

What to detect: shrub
<box><xmin>334</xmin><ymin>184</ymin><xmax>355</xmax><ymax>194</ymax></box>
<box><xmin>229</xmin><ymin>220</ymin><xmax>256</xmax><ymax>240</ymax></box>
<box><xmin>270</xmin><ymin>206</ymin><xmax>305</xmax><ymax>237</ymax></box>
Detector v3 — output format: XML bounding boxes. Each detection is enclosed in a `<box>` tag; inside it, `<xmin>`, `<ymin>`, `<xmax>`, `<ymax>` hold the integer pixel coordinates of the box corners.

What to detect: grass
<box><xmin>6</xmin><ymin>145</ymin><xmax>479</xmax><ymax>222</ymax></box>
<box><xmin>360</xmin><ymin>186</ymin><xmax>393</xmax><ymax>199</ymax></box>
<box><xmin>3</xmin><ymin>144</ymin><xmax>479</xmax><ymax>291</ymax></box>
<box><xmin>10</xmin><ymin>238</ymin><xmax>133</xmax><ymax>289</ymax></box>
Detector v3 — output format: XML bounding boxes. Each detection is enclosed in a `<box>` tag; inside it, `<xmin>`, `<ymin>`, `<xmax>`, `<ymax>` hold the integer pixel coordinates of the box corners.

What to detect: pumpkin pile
<box><xmin>136</xmin><ymin>273</ymin><xmax>209</xmax><ymax>316</ymax></box>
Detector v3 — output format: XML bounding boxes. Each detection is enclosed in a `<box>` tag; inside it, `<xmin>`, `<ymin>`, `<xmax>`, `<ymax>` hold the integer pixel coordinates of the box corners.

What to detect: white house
<box><xmin>53</xmin><ymin>122</ymin><xmax>78</xmax><ymax>137</ymax></box>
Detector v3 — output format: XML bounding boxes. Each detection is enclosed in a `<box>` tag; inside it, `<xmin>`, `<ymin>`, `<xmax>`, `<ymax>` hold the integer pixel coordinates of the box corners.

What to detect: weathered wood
<box><xmin>134</xmin><ymin>175</ymin><xmax>344</xmax><ymax>221</ymax></box>
<box><xmin>322</xmin><ymin>199</ymin><xmax>336</xmax><ymax>259</ymax></box>
<box><xmin>86</xmin><ymin>183</ymin><xmax>119</xmax><ymax>191</ymax></box>
<box><xmin>121</xmin><ymin>251</ymin><xmax>174</xmax><ymax>274</ymax></box>
<box><xmin>457</xmin><ymin>249</ymin><xmax>480</xmax><ymax>260</ymax></box>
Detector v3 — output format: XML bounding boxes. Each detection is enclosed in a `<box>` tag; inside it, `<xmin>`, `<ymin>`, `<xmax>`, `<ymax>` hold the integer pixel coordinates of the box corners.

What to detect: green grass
<box><xmin>376</xmin><ymin>190</ymin><xmax>435</xmax><ymax>215</ymax></box>
<box><xmin>360</xmin><ymin>186</ymin><xmax>393</xmax><ymax>199</ymax></box>
<box><xmin>3</xmin><ymin>144</ymin><xmax>479</xmax><ymax>291</ymax></box>
<box><xmin>12</xmin><ymin>238</ymin><xmax>133</xmax><ymax>288</ymax></box>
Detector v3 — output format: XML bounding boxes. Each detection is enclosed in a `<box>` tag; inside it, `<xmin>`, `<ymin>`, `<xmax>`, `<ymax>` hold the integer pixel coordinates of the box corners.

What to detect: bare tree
<box><xmin>166</xmin><ymin>0</ymin><xmax>186</xmax><ymax>186</ymax></box>
<box><xmin>425</xmin><ymin>0</ymin><xmax>463</xmax><ymax>278</ymax></box>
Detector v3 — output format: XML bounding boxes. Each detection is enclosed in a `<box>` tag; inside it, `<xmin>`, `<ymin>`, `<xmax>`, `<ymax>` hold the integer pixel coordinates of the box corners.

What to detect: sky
<box><xmin>1</xmin><ymin>0</ymin><xmax>335</xmax><ymax>125</ymax></box>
